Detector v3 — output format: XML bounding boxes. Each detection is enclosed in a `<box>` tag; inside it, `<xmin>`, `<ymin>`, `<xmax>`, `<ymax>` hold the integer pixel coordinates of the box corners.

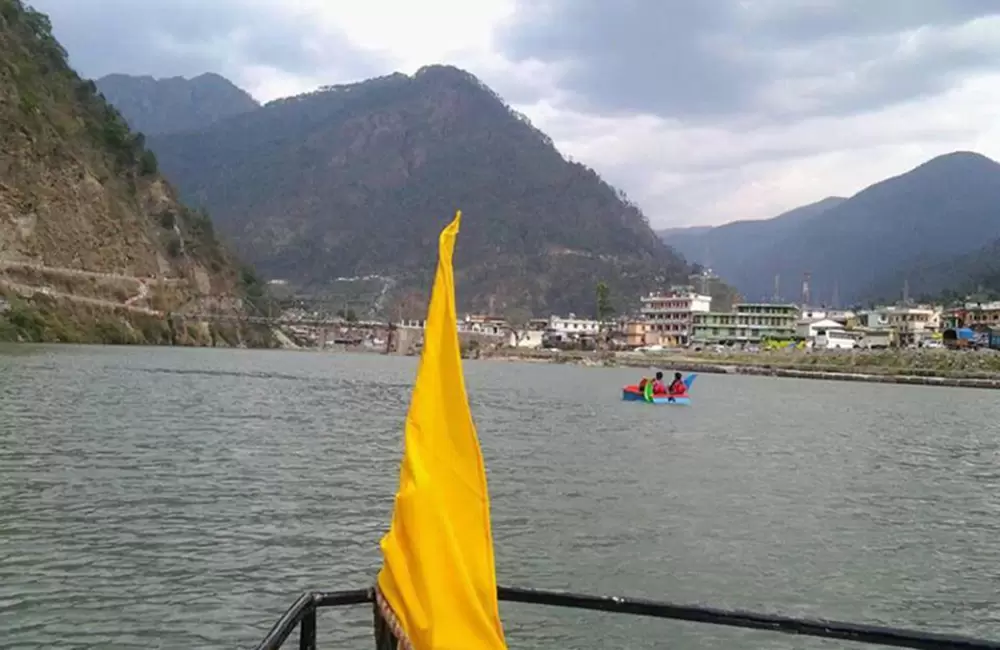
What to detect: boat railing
<box><xmin>253</xmin><ymin>585</ymin><xmax>1000</xmax><ymax>650</ymax></box>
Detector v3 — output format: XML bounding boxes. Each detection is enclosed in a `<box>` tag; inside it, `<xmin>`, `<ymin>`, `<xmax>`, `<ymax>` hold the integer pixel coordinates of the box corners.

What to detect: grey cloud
<box><xmin>499</xmin><ymin>0</ymin><xmax>1000</xmax><ymax>120</ymax></box>
<box><xmin>26</xmin><ymin>0</ymin><xmax>387</xmax><ymax>87</ymax></box>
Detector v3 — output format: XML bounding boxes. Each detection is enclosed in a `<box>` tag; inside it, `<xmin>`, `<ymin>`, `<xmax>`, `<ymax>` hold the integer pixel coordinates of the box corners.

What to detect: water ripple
<box><xmin>3</xmin><ymin>347</ymin><xmax>1000</xmax><ymax>648</ymax></box>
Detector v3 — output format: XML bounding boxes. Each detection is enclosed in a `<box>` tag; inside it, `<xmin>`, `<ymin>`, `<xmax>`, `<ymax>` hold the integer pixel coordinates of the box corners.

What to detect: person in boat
<box><xmin>667</xmin><ymin>372</ymin><xmax>686</xmax><ymax>396</ymax></box>
<box><xmin>637</xmin><ymin>372</ymin><xmax>668</xmax><ymax>397</ymax></box>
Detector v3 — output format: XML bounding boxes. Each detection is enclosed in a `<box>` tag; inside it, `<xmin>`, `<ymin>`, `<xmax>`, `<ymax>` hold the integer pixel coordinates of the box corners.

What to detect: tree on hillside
<box><xmin>239</xmin><ymin>266</ymin><xmax>268</xmax><ymax>313</ymax></box>
<box><xmin>503</xmin><ymin>306</ymin><xmax>532</xmax><ymax>345</ymax></box>
<box><xmin>596</xmin><ymin>281</ymin><xmax>615</xmax><ymax>349</ymax></box>
<box><xmin>596</xmin><ymin>282</ymin><xmax>614</xmax><ymax>321</ymax></box>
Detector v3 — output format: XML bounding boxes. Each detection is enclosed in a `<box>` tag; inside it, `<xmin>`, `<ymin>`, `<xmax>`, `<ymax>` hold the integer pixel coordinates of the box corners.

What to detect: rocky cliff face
<box><xmin>0</xmin><ymin>1</ymin><xmax>244</xmax><ymax>296</ymax></box>
<box><xmin>0</xmin><ymin>0</ymin><xmax>267</xmax><ymax>343</ymax></box>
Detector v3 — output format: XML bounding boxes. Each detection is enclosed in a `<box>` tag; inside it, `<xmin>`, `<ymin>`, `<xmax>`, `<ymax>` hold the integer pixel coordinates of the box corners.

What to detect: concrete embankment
<box><xmin>480</xmin><ymin>349</ymin><xmax>1000</xmax><ymax>390</ymax></box>
<box><xmin>722</xmin><ymin>365</ymin><xmax>1000</xmax><ymax>390</ymax></box>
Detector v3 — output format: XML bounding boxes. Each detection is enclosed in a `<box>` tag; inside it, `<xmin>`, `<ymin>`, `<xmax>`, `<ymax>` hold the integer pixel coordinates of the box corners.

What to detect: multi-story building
<box><xmin>852</xmin><ymin>305</ymin><xmax>941</xmax><ymax>345</ymax></box>
<box><xmin>885</xmin><ymin>306</ymin><xmax>939</xmax><ymax>344</ymax></box>
<box><xmin>622</xmin><ymin>319</ymin><xmax>649</xmax><ymax>348</ymax></box>
<box><xmin>854</xmin><ymin>310</ymin><xmax>889</xmax><ymax>330</ymax></box>
<box><xmin>959</xmin><ymin>301</ymin><xmax>1000</xmax><ymax>329</ymax></box>
<box><xmin>640</xmin><ymin>288</ymin><xmax>711</xmax><ymax>346</ymax></box>
<box><xmin>691</xmin><ymin>303</ymin><xmax>800</xmax><ymax>344</ymax></box>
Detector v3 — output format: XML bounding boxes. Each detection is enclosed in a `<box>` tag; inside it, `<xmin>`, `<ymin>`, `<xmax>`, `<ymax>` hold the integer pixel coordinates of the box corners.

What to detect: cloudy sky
<box><xmin>28</xmin><ymin>0</ymin><xmax>1000</xmax><ymax>228</ymax></box>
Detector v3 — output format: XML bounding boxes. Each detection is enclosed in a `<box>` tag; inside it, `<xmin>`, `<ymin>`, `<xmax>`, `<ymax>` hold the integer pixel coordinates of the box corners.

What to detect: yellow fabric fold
<box><xmin>377</xmin><ymin>210</ymin><xmax>508</xmax><ymax>650</ymax></box>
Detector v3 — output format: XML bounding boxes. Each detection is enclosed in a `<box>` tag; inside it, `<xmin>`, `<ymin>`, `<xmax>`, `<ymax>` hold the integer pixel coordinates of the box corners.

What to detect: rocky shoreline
<box><xmin>478</xmin><ymin>348</ymin><xmax>1000</xmax><ymax>390</ymax></box>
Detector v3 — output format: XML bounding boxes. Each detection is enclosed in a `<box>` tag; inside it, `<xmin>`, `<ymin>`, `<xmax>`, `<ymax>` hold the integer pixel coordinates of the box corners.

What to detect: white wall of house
<box><xmin>795</xmin><ymin>318</ymin><xmax>845</xmax><ymax>339</ymax></box>
<box><xmin>856</xmin><ymin>310</ymin><xmax>889</xmax><ymax>329</ymax></box>
<box><xmin>858</xmin><ymin>330</ymin><xmax>893</xmax><ymax>348</ymax></box>
<box><xmin>548</xmin><ymin>314</ymin><xmax>600</xmax><ymax>336</ymax></box>
<box><xmin>509</xmin><ymin>330</ymin><xmax>544</xmax><ymax>348</ymax></box>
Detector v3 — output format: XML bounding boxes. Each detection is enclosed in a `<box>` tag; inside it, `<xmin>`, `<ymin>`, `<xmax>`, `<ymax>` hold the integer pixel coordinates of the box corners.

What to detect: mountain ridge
<box><xmin>660</xmin><ymin>152</ymin><xmax>1000</xmax><ymax>305</ymax></box>
<box><xmin>96</xmin><ymin>72</ymin><xmax>260</xmax><ymax>135</ymax></box>
<box><xmin>135</xmin><ymin>64</ymin><xmax>692</xmax><ymax>315</ymax></box>
<box><xmin>659</xmin><ymin>196</ymin><xmax>846</xmax><ymax>277</ymax></box>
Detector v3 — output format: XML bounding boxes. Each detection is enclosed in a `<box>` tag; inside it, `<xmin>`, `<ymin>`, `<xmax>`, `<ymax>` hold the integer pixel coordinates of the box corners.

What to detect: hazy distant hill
<box><xmin>659</xmin><ymin>197</ymin><xmax>845</xmax><ymax>296</ymax></box>
<box><xmin>96</xmin><ymin>72</ymin><xmax>260</xmax><ymax>135</ymax></box>
<box><xmin>138</xmin><ymin>66</ymin><xmax>692</xmax><ymax>315</ymax></box>
<box><xmin>875</xmin><ymin>235</ymin><xmax>1000</xmax><ymax>303</ymax></box>
<box><xmin>655</xmin><ymin>224</ymin><xmax>712</xmax><ymax>240</ymax></box>
<box><xmin>660</xmin><ymin>152</ymin><xmax>1000</xmax><ymax>305</ymax></box>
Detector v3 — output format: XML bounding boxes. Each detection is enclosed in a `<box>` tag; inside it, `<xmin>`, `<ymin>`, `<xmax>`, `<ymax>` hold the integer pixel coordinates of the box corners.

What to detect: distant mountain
<box><xmin>951</xmin><ymin>238</ymin><xmax>1000</xmax><ymax>299</ymax></box>
<box><xmin>659</xmin><ymin>196</ymin><xmax>846</xmax><ymax>288</ymax></box>
<box><xmin>96</xmin><ymin>73</ymin><xmax>260</xmax><ymax>135</ymax></box>
<box><xmin>660</xmin><ymin>152</ymin><xmax>1000</xmax><ymax>305</ymax></box>
<box><xmin>878</xmin><ymin>235</ymin><xmax>1000</xmax><ymax>303</ymax></box>
<box><xmin>655</xmin><ymin>225</ymin><xmax>712</xmax><ymax>240</ymax></box>
<box><xmin>136</xmin><ymin>65</ymin><xmax>691</xmax><ymax>315</ymax></box>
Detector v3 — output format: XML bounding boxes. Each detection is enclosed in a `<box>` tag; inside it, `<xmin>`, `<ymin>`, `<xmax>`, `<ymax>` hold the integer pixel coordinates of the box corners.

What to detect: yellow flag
<box><xmin>377</xmin><ymin>211</ymin><xmax>507</xmax><ymax>649</ymax></box>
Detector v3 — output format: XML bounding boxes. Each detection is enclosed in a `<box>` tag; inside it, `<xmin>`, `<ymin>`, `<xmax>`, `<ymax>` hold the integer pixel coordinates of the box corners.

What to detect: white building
<box><xmin>795</xmin><ymin>318</ymin><xmax>845</xmax><ymax>340</ymax></box>
<box><xmin>459</xmin><ymin>314</ymin><xmax>507</xmax><ymax>336</ymax></box>
<box><xmin>547</xmin><ymin>314</ymin><xmax>601</xmax><ymax>337</ymax></box>
<box><xmin>640</xmin><ymin>289</ymin><xmax>711</xmax><ymax>346</ymax></box>
<box><xmin>800</xmin><ymin>307</ymin><xmax>855</xmax><ymax>324</ymax></box>
<box><xmin>799</xmin><ymin>307</ymin><xmax>828</xmax><ymax>322</ymax></box>
<box><xmin>508</xmin><ymin>330</ymin><xmax>544</xmax><ymax>349</ymax></box>
<box><xmin>543</xmin><ymin>314</ymin><xmax>602</xmax><ymax>346</ymax></box>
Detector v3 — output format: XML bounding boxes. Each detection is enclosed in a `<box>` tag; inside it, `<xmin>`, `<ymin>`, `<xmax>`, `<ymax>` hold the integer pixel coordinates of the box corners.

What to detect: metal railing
<box><xmin>254</xmin><ymin>586</ymin><xmax>1000</xmax><ymax>650</ymax></box>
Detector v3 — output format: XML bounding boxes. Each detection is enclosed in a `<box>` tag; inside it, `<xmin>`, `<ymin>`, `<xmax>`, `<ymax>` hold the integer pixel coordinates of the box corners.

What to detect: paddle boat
<box><xmin>622</xmin><ymin>373</ymin><xmax>696</xmax><ymax>405</ymax></box>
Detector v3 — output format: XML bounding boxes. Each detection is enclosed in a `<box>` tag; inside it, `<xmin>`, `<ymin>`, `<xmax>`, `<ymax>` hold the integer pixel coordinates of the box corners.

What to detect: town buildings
<box><xmin>380</xmin><ymin>285</ymin><xmax>993</xmax><ymax>353</ymax></box>
<box><xmin>945</xmin><ymin>301</ymin><xmax>1000</xmax><ymax>329</ymax></box>
<box><xmin>639</xmin><ymin>288</ymin><xmax>712</xmax><ymax>346</ymax></box>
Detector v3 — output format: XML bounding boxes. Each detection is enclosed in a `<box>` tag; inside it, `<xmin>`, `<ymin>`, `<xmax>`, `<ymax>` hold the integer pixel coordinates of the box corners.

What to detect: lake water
<box><xmin>3</xmin><ymin>345</ymin><xmax>1000</xmax><ymax>649</ymax></box>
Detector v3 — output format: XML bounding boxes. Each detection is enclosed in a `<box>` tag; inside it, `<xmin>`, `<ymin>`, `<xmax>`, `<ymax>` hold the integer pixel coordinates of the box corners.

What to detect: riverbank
<box><xmin>479</xmin><ymin>347</ymin><xmax>1000</xmax><ymax>390</ymax></box>
<box><xmin>0</xmin><ymin>293</ymin><xmax>278</xmax><ymax>348</ymax></box>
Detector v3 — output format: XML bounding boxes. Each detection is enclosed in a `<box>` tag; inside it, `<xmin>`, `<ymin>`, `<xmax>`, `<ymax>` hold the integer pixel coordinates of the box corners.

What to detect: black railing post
<box><xmin>298</xmin><ymin>605</ymin><xmax>316</xmax><ymax>650</ymax></box>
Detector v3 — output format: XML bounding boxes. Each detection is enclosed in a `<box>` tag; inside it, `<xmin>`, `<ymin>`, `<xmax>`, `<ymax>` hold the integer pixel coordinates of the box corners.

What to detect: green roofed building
<box><xmin>691</xmin><ymin>303</ymin><xmax>800</xmax><ymax>345</ymax></box>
